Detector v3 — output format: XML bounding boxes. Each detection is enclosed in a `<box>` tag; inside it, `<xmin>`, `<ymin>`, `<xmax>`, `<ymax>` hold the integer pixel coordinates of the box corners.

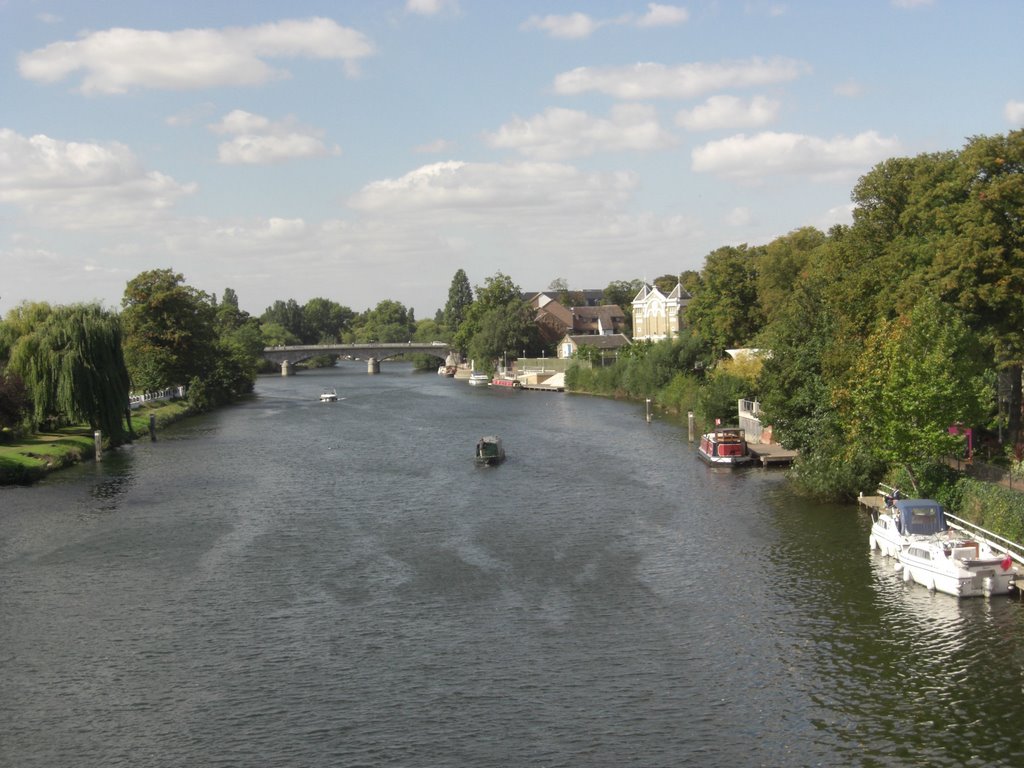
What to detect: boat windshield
<box><xmin>895</xmin><ymin>499</ymin><xmax>947</xmax><ymax>536</ymax></box>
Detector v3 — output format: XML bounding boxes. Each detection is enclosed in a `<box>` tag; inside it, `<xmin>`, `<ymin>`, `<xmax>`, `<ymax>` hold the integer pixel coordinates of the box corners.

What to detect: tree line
<box><xmin>1</xmin><ymin>129</ymin><xmax>1021</xmax><ymax>504</ymax></box>
<box><xmin>570</xmin><ymin>130</ymin><xmax>1023</xmax><ymax>501</ymax></box>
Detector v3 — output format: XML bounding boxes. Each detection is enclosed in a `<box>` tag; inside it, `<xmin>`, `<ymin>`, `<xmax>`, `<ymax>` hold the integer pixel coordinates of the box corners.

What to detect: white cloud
<box><xmin>521</xmin><ymin>13</ymin><xmax>601</xmax><ymax>40</ymax></box>
<box><xmin>675</xmin><ymin>95</ymin><xmax>780</xmax><ymax>131</ymax></box>
<box><xmin>348</xmin><ymin>160</ymin><xmax>636</xmax><ymax>213</ymax></box>
<box><xmin>1005</xmin><ymin>100</ymin><xmax>1024</xmax><ymax>127</ymax></box>
<box><xmin>554</xmin><ymin>57</ymin><xmax>810</xmax><ymax>100</ymax></box>
<box><xmin>406</xmin><ymin>0</ymin><xmax>458</xmax><ymax>15</ymax></box>
<box><xmin>691</xmin><ymin>130</ymin><xmax>900</xmax><ymax>181</ymax></box>
<box><xmin>636</xmin><ymin>4</ymin><xmax>690</xmax><ymax>27</ymax></box>
<box><xmin>485</xmin><ymin>105</ymin><xmax>676</xmax><ymax>159</ymax></box>
<box><xmin>523</xmin><ymin>6</ymin><xmax>688</xmax><ymax>38</ymax></box>
<box><xmin>18</xmin><ymin>17</ymin><xmax>374</xmax><ymax>94</ymax></box>
<box><xmin>0</xmin><ymin>128</ymin><xmax>195</xmax><ymax>227</ymax></box>
<box><xmin>209</xmin><ymin>110</ymin><xmax>340</xmax><ymax>164</ymax></box>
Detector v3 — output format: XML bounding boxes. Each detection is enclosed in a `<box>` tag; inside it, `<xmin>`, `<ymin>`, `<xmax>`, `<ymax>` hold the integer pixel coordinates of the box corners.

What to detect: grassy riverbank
<box><xmin>0</xmin><ymin>400</ymin><xmax>193</xmax><ymax>486</ymax></box>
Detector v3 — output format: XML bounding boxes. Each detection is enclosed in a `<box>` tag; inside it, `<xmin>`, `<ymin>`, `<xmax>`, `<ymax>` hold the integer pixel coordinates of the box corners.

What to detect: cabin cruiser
<box><xmin>320</xmin><ymin>388</ymin><xmax>338</xmax><ymax>402</ymax></box>
<box><xmin>697</xmin><ymin>426</ymin><xmax>751</xmax><ymax>466</ymax></box>
<box><xmin>898</xmin><ymin>532</ymin><xmax>1017</xmax><ymax>598</ymax></box>
<box><xmin>468</xmin><ymin>371</ymin><xmax>490</xmax><ymax>386</ymax></box>
<box><xmin>872</xmin><ymin>497</ymin><xmax>1018</xmax><ymax>597</ymax></box>
<box><xmin>869</xmin><ymin>496</ymin><xmax>943</xmax><ymax>559</ymax></box>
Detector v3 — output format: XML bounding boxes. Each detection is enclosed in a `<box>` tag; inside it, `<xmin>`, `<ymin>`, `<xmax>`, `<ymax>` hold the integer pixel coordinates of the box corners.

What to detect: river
<box><xmin>2</xmin><ymin>362</ymin><xmax>1023</xmax><ymax>767</ymax></box>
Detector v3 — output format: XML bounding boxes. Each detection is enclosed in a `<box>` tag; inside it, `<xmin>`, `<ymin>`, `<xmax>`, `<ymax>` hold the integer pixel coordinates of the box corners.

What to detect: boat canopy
<box><xmin>894</xmin><ymin>498</ymin><xmax>948</xmax><ymax>536</ymax></box>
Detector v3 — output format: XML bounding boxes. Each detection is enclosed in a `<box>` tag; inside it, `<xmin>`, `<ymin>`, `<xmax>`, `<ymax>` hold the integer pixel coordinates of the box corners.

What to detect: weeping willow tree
<box><xmin>6</xmin><ymin>303</ymin><xmax>131</xmax><ymax>440</ymax></box>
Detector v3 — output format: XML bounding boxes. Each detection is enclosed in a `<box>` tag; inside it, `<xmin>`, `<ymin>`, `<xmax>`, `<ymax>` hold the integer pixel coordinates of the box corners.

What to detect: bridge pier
<box><xmin>367</xmin><ymin>357</ymin><xmax>380</xmax><ymax>374</ymax></box>
<box><xmin>280</xmin><ymin>360</ymin><xmax>295</xmax><ymax>376</ymax></box>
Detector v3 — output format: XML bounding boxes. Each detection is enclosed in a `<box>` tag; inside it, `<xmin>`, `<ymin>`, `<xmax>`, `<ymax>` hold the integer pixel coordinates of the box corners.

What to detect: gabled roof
<box><xmin>561</xmin><ymin>333</ymin><xmax>632</xmax><ymax>350</ymax></box>
<box><xmin>572</xmin><ymin>304</ymin><xmax>625</xmax><ymax>321</ymax></box>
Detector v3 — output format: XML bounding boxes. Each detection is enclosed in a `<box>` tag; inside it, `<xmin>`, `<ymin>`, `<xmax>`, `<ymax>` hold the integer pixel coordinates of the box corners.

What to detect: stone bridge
<box><xmin>261</xmin><ymin>343</ymin><xmax>452</xmax><ymax>375</ymax></box>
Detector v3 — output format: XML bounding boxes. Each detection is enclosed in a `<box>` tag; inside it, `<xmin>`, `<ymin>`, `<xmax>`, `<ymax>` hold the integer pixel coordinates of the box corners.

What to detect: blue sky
<box><xmin>2</xmin><ymin>0</ymin><xmax>1022</xmax><ymax>318</ymax></box>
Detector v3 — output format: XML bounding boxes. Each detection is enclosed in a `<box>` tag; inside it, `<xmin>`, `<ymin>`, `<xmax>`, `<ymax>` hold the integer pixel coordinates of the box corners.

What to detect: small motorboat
<box><xmin>320</xmin><ymin>388</ymin><xmax>338</xmax><ymax>402</ymax></box>
<box><xmin>467</xmin><ymin>371</ymin><xmax>490</xmax><ymax>386</ymax></box>
<box><xmin>475</xmin><ymin>435</ymin><xmax>505</xmax><ymax>466</ymax></box>
<box><xmin>697</xmin><ymin>426</ymin><xmax>751</xmax><ymax>466</ymax></box>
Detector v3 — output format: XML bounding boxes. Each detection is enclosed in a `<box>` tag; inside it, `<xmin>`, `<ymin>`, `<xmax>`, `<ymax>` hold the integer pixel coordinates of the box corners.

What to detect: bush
<box><xmin>957</xmin><ymin>479</ymin><xmax>1024</xmax><ymax>544</ymax></box>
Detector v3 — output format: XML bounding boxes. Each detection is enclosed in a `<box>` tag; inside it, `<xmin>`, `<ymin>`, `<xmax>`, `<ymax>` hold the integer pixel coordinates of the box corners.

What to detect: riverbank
<box><xmin>0</xmin><ymin>399</ymin><xmax>193</xmax><ymax>486</ymax></box>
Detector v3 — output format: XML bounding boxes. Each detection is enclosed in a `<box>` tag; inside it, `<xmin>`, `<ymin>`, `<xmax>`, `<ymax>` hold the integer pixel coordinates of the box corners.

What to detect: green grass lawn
<box><xmin>0</xmin><ymin>400</ymin><xmax>193</xmax><ymax>485</ymax></box>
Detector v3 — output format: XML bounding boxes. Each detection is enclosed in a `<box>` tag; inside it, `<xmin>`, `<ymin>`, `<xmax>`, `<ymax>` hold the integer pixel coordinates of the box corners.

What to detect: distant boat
<box><xmin>489</xmin><ymin>376</ymin><xmax>521</xmax><ymax>390</ymax></box>
<box><xmin>697</xmin><ymin>426</ymin><xmax>751</xmax><ymax>466</ymax></box>
<box><xmin>468</xmin><ymin>371</ymin><xmax>490</xmax><ymax>386</ymax></box>
<box><xmin>320</xmin><ymin>388</ymin><xmax>338</xmax><ymax>402</ymax></box>
<box><xmin>475</xmin><ymin>435</ymin><xmax>505</xmax><ymax>466</ymax></box>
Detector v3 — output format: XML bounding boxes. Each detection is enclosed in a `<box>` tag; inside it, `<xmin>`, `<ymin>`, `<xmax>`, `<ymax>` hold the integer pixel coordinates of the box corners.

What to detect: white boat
<box><xmin>869</xmin><ymin>495</ymin><xmax>942</xmax><ymax>559</ymax></box>
<box><xmin>697</xmin><ymin>426</ymin><xmax>751</xmax><ymax>466</ymax></box>
<box><xmin>467</xmin><ymin>371</ymin><xmax>490</xmax><ymax>386</ymax></box>
<box><xmin>899</xmin><ymin>533</ymin><xmax>1017</xmax><ymax>598</ymax></box>
<box><xmin>320</xmin><ymin>388</ymin><xmax>338</xmax><ymax>402</ymax></box>
<box><xmin>875</xmin><ymin>497</ymin><xmax>1018</xmax><ymax>597</ymax></box>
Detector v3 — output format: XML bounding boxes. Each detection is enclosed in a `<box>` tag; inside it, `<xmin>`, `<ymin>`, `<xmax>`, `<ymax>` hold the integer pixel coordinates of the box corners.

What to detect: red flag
<box><xmin>1001</xmin><ymin>555</ymin><xmax>1013</xmax><ymax>571</ymax></box>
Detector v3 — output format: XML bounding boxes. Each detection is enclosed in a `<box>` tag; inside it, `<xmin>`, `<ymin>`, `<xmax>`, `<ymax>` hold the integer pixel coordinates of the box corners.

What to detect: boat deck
<box><xmin>747</xmin><ymin>444</ymin><xmax>798</xmax><ymax>467</ymax></box>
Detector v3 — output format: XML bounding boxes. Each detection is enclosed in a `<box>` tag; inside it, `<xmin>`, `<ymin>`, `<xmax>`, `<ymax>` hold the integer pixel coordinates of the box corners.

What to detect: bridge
<box><xmin>261</xmin><ymin>342</ymin><xmax>453</xmax><ymax>375</ymax></box>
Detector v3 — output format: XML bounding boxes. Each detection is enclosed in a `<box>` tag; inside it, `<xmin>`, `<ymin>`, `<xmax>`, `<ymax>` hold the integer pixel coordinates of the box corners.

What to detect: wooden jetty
<box><xmin>747</xmin><ymin>443</ymin><xmax>797</xmax><ymax>467</ymax></box>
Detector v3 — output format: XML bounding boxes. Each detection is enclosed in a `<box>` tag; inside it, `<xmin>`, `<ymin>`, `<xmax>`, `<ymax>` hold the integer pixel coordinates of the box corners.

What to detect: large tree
<box><xmin>842</xmin><ymin>295</ymin><xmax>989</xmax><ymax>494</ymax></box>
<box><xmin>443</xmin><ymin>269</ymin><xmax>473</xmax><ymax>337</ymax></box>
<box><xmin>121</xmin><ymin>269</ymin><xmax>218</xmax><ymax>392</ymax></box>
<box><xmin>685</xmin><ymin>244</ymin><xmax>765</xmax><ymax>360</ymax></box>
<box><xmin>456</xmin><ymin>272</ymin><xmax>535</xmax><ymax>366</ymax></box>
<box><xmin>6</xmin><ymin>303</ymin><xmax>131</xmax><ymax>439</ymax></box>
<box><xmin>302</xmin><ymin>297</ymin><xmax>354</xmax><ymax>344</ymax></box>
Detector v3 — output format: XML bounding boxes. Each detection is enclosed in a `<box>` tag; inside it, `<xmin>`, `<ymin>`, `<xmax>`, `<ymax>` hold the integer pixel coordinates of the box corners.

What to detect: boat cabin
<box><xmin>892</xmin><ymin>498</ymin><xmax>948</xmax><ymax>536</ymax></box>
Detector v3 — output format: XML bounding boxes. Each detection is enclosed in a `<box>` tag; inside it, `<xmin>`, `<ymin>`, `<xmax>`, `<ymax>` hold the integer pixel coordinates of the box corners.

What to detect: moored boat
<box><xmin>869</xmin><ymin>494</ymin><xmax>943</xmax><ymax>559</ymax></box>
<box><xmin>489</xmin><ymin>377</ymin><xmax>521</xmax><ymax>390</ymax></box>
<box><xmin>467</xmin><ymin>371</ymin><xmax>490</xmax><ymax>386</ymax></box>
<box><xmin>697</xmin><ymin>426</ymin><xmax>751</xmax><ymax>466</ymax></box>
<box><xmin>474</xmin><ymin>435</ymin><xmax>505</xmax><ymax>466</ymax></box>
<box><xmin>898</xmin><ymin>534</ymin><xmax>1017</xmax><ymax>598</ymax></box>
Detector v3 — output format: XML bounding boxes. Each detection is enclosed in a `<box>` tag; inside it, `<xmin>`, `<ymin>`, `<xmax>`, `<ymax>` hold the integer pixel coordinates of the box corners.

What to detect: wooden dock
<box><xmin>747</xmin><ymin>443</ymin><xmax>798</xmax><ymax>467</ymax></box>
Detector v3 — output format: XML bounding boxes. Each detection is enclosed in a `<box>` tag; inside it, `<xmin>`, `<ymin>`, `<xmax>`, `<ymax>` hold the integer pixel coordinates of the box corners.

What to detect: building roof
<box><xmin>562</xmin><ymin>333</ymin><xmax>632</xmax><ymax>350</ymax></box>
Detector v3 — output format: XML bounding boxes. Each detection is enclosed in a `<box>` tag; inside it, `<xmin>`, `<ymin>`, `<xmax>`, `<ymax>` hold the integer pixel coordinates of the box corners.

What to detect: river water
<box><xmin>2</xmin><ymin>362</ymin><xmax>1023</xmax><ymax>767</ymax></box>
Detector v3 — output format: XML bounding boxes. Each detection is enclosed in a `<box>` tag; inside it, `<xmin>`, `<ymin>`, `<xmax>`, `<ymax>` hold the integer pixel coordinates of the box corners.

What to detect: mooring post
<box><xmin>94</xmin><ymin>430</ymin><xmax>103</xmax><ymax>461</ymax></box>
<box><xmin>149</xmin><ymin>413</ymin><xmax>157</xmax><ymax>442</ymax></box>
<box><xmin>688</xmin><ymin>411</ymin><xmax>695</xmax><ymax>442</ymax></box>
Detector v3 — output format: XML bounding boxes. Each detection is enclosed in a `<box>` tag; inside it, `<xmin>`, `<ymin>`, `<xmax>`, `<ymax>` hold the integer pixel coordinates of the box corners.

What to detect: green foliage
<box><xmin>685</xmin><ymin>244</ymin><xmax>765</xmax><ymax>360</ymax></box>
<box><xmin>260</xmin><ymin>299</ymin><xmax>306</xmax><ymax>341</ymax></box>
<box><xmin>843</xmin><ymin>294</ymin><xmax>989</xmax><ymax>491</ymax></box>
<box><xmin>6</xmin><ymin>303</ymin><xmax>131</xmax><ymax>439</ymax></box>
<box><xmin>956</xmin><ymin>478</ymin><xmax>1024</xmax><ymax>545</ymax></box>
<box><xmin>443</xmin><ymin>268</ymin><xmax>473</xmax><ymax>338</ymax></box>
<box><xmin>354</xmin><ymin>299</ymin><xmax>416</xmax><ymax>342</ymax></box>
<box><xmin>655</xmin><ymin>372</ymin><xmax>699</xmax><ymax>415</ymax></box>
<box><xmin>302</xmin><ymin>297</ymin><xmax>354</xmax><ymax>343</ymax></box>
<box><xmin>121</xmin><ymin>269</ymin><xmax>217</xmax><ymax>392</ymax></box>
<box><xmin>260</xmin><ymin>321</ymin><xmax>300</xmax><ymax>347</ymax></box>
<box><xmin>696</xmin><ymin>369</ymin><xmax>748</xmax><ymax>426</ymax></box>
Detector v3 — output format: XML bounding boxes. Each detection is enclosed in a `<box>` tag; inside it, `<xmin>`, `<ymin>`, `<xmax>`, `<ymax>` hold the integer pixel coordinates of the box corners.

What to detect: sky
<box><xmin>2</xmin><ymin>0</ymin><xmax>1023</xmax><ymax>319</ymax></box>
